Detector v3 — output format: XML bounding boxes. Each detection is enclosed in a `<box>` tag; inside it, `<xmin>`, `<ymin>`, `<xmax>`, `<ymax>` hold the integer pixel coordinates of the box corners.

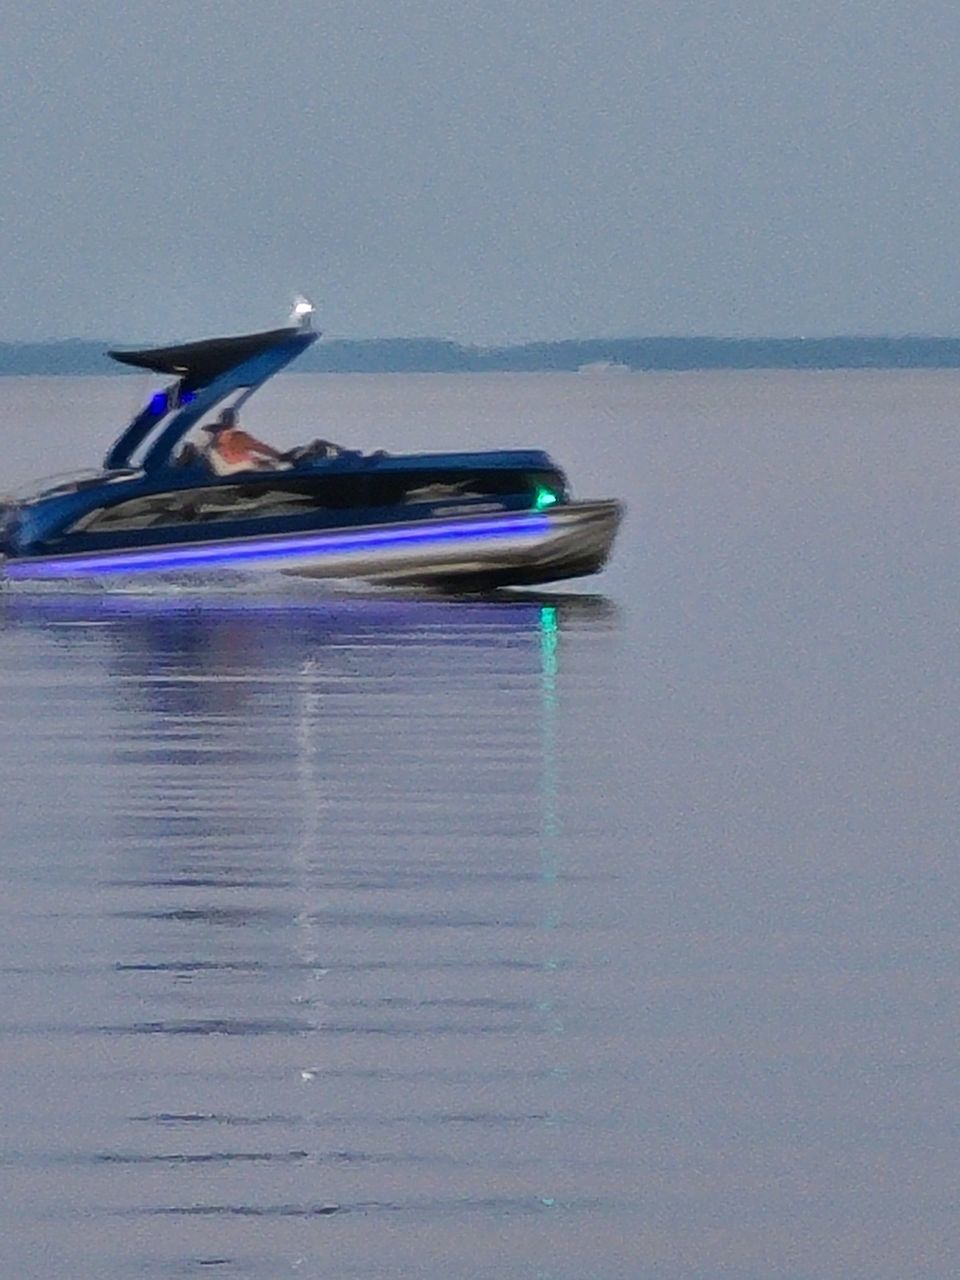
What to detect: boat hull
<box><xmin>1</xmin><ymin>500</ymin><xmax>622</xmax><ymax>589</ymax></box>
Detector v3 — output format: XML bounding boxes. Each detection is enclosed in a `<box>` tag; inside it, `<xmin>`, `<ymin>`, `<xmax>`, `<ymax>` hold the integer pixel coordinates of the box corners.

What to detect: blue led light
<box><xmin>7</xmin><ymin>514</ymin><xmax>552</xmax><ymax>581</ymax></box>
<box><xmin>147</xmin><ymin>388</ymin><xmax>194</xmax><ymax>415</ymax></box>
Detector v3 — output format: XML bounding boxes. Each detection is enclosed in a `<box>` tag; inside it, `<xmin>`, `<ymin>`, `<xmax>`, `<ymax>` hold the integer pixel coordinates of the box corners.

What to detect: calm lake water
<box><xmin>2</xmin><ymin>371</ymin><xmax>960</xmax><ymax>1278</ymax></box>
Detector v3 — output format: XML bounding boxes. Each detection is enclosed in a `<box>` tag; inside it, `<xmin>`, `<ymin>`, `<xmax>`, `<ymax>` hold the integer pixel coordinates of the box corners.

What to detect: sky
<box><xmin>2</xmin><ymin>0</ymin><xmax>960</xmax><ymax>343</ymax></box>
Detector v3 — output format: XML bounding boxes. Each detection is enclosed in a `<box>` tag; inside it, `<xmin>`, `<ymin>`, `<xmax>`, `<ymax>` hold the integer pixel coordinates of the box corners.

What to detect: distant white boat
<box><xmin>577</xmin><ymin>360</ymin><xmax>632</xmax><ymax>374</ymax></box>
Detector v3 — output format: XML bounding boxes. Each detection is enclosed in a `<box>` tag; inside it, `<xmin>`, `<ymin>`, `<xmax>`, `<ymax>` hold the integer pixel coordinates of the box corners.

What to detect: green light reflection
<box><xmin>538</xmin><ymin>602</ymin><xmax>564</xmax><ymax>1215</ymax></box>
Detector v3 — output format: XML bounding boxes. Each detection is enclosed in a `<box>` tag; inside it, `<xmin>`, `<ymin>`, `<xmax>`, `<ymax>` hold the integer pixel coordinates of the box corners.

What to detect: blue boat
<box><xmin>0</xmin><ymin>315</ymin><xmax>622</xmax><ymax>588</ymax></box>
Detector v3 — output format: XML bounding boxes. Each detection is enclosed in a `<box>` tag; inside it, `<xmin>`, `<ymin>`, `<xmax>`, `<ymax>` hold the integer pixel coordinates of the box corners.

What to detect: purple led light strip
<box><xmin>7</xmin><ymin>513</ymin><xmax>552</xmax><ymax>580</ymax></box>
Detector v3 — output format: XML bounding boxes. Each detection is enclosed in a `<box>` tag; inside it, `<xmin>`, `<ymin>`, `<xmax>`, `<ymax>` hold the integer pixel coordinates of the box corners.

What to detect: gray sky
<box><xmin>2</xmin><ymin>0</ymin><xmax>960</xmax><ymax>342</ymax></box>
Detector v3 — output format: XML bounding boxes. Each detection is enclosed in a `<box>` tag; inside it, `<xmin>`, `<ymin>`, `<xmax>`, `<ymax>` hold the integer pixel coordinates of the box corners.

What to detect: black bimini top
<box><xmin>102</xmin><ymin>323</ymin><xmax>316</xmax><ymax>473</ymax></box>
<box><xmin>108</xmin><ymin>327</ymin><xmax>299</xmax><ymax>393</ymax></box>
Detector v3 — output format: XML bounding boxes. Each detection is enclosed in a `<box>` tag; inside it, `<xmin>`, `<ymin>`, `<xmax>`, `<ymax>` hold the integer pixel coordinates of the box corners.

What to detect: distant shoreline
<box><xmin>5</xmin><ymin>336</ymin><xmax>960</xmax><ymax>376</ymax></box>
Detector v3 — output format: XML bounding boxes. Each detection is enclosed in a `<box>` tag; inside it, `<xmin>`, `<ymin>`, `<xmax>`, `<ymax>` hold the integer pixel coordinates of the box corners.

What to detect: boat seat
<box><xmin>173</xmin><ymin>442</ymin><xmax>206</xmax><ymax>469</ymax></box>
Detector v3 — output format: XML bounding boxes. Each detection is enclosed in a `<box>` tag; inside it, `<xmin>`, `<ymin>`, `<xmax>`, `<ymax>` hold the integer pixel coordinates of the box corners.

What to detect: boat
<box><xmin>577</xmin><ymin>360</ymin><xmax>632</xmax><ymax>374</ymax></box>
<box><xmin>0</xmin><ymin>311</ymin><xmax>622</xmax><ymax>589</ymax></box>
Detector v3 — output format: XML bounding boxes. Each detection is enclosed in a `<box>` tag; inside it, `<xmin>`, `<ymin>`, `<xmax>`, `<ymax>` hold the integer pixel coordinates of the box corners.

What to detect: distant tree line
<box><xmin>5</xmin><ymin>335</ymin><xmax>960</xmax><ymax>376</ymax></box>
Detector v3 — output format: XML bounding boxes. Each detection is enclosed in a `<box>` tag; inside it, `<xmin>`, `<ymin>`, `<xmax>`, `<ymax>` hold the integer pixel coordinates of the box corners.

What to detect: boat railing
<box><xmin>15</xmin><ymin>468</ymin><xmax>140</xmax><ymax>503</ymax></box>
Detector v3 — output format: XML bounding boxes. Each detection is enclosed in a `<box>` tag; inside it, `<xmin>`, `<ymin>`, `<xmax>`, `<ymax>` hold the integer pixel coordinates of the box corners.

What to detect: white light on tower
<box><xmin>290</xmin><ymin>295</ymin><xmax>316</xmax><ymax>329</ymax></box>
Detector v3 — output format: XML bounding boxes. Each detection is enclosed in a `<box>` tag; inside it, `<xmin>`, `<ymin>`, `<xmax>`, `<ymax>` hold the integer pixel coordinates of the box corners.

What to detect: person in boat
<box><xmin>201</xmin><ymin>408</ymin><xmax>290</xmax><ymax>475</ymax></box>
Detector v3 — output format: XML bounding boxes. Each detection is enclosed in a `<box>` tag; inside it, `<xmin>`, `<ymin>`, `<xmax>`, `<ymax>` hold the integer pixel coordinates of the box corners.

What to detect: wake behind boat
<box><xmin>0</xmin><ymin>310</ymin><xmax>622</xmax><ymax>589</ymax></box>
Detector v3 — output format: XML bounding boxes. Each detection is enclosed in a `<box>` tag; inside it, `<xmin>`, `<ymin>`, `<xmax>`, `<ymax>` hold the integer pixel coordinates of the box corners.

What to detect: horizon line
<box><xmin>7</xmin><ymin>332</ymin><xmax>960</xmax><ymax>348</ymax></box>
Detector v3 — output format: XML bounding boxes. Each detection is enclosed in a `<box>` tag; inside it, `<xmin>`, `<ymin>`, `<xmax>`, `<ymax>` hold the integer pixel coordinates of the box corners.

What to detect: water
<box><xmin>2</xmin><ymin>371</ymin><xmax>960</xmax><ymax>1278</ymax></box>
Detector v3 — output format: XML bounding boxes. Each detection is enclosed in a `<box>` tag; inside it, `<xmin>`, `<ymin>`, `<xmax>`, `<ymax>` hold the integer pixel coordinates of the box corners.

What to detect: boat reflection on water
<box><xmin>0</xmin><ymin>580</ymin><xmax>615</xmax><ymax>718</ymax></box>
<box><xmin>0</xmin><ymin>580</ymin><xmax>621</xmax><ymax>1262</ymax></box>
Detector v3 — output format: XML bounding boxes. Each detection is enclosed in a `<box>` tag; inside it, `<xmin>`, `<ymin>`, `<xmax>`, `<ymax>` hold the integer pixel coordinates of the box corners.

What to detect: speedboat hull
<box><xmin>1</xmin><ymin>500</ymin><xmax>622</xmax><ymax>589</ymax></box>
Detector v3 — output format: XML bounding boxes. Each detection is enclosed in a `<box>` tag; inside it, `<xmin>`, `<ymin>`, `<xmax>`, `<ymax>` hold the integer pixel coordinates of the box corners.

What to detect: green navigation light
<box><xmin>534</xmin><ymin>486</ymin><xmax>559</xmax><ymax>511</ymax></box>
